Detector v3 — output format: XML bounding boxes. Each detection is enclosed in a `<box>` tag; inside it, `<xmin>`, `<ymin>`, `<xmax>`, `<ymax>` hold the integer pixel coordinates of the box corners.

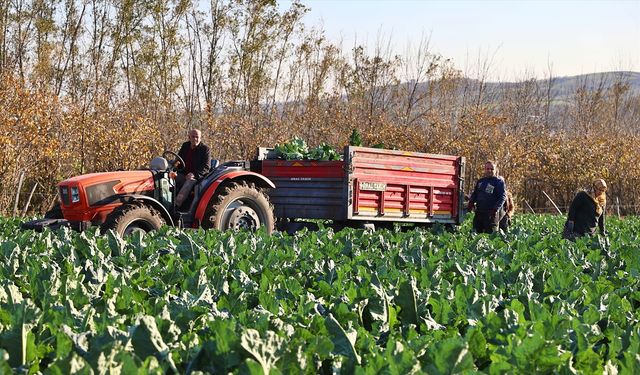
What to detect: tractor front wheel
<box><xmin>204</xmin><ymin>182</ymin><xmax>274</xmax><ymax>234</ymax></box>
<box><xmin>102</xmin><ymin>204</ymin><xmax>165</xmax><ymax>237</ymax></box>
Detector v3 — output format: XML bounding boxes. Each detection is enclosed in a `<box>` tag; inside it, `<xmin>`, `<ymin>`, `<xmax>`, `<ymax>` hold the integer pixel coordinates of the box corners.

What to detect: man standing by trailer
<box><xmin>175</xmin><ymin>129</ymin><xmax>211</xmax><ymax>208</ymax></box>
<box><xmin>467</xmin><ymin>160</ymin><xmax>507</xmax><ymax>233</ymax></box>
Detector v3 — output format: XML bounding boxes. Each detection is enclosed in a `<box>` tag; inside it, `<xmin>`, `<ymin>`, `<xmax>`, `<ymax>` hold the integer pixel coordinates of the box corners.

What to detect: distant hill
<box><xmin>480</xmin><ymin>72</ymin><xmax>640</xmax><ymax>100</ymax></box>
<box><xmin>533</xmin><ymin>71</ymin><xmax>640</xmax><ymax>98</ymax></box>
<box><xmin>418</xmin><ymin>71</ymin><xmax>640</xmax><ymax>100</ymax></box>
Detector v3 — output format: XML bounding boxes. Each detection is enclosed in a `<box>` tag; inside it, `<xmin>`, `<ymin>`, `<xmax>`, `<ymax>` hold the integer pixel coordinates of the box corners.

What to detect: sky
<box><xmin>282</xmin><ymin>0</ymin><xmax>640</xmax><ymax>80</ymax></box>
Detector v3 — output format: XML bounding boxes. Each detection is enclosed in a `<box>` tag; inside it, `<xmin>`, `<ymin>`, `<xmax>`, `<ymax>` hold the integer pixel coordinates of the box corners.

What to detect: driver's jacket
<box><xmin>177</xmin><ymin>141</ymin><xmax>212</xmax><ymax>180</ymax></box>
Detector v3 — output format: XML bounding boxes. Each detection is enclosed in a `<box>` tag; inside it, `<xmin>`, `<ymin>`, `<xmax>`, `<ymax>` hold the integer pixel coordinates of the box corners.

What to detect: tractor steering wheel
<box><xmin>162</xmin><ymin>151</ymin><xmax>185</xmax><ymax>172</ymax></box>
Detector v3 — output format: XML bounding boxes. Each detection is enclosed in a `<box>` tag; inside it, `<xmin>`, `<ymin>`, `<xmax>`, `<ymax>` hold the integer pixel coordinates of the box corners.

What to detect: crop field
<box><xmin>1</xmin><ymin>215</ymin><xmax>639</xmax><ymax>374</ymax></box>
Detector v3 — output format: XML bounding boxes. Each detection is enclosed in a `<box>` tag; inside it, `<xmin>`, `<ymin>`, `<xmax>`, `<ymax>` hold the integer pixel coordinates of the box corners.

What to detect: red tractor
<box><xmin>24</xmin><ymin>146</ymin><xmax>466</xmax><ymax>236</ymax></box>
<box><xmin>23</xmin><ymin>151</ymin><xmax>276</xmax><ymax>236</ymax></box>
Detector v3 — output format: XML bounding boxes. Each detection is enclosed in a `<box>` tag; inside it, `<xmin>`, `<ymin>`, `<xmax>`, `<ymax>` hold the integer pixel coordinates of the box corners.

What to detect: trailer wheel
<box><xmin>204</xmin><ymin>182</ymin><xmax>274</xmax><ymax>234</ymax></box>
<box><xmin>102</xmin><ymin>204</ymin><xmax>165</xmax><ymax>237</ymax></box>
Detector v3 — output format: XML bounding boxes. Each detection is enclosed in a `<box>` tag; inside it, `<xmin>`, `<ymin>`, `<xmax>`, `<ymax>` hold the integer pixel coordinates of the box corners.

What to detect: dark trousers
<box><xmin>175</xmin><ymin>173</ymin><xmax>196</xmax><ymax>207</ymax></box>
<box><xmin>473</xmin><ymin>210</ymin><xmax>500</xmax><ymax>233</ymax></box>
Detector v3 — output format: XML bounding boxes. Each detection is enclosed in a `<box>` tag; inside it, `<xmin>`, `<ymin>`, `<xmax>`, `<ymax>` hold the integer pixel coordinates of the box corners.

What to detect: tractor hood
<box><xmin>58</xmin><ymin>170</ymin><xmax>155</xmax><ymax>209</ymax></box>
<box><xmin>61</xmin><ymin>170</ymin><xmax>155</xmax><ymax>190</ymax></box>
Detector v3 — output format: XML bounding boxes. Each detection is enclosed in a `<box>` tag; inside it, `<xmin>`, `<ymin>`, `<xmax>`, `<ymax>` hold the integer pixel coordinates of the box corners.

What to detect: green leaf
<box><xmin>0</xmin><ymin>298</ymin><xmax>41</xmax><ymax>369</ymax></box>
<box><xmin>114</xmin><ymin>351</ymin><xmax>140</xmax><ymax>373</ymax></box>
<box><xmin>574</xmin><ymin>346</ymin><xmax>603</xmax><ymax>374</ymax></box>
<box><xmin>308</xmin><ymin>336</ymin><xmax>334</xmax><ymax>358</ymax></box>
<box><xmin>425</xmin><ymin>337</ymin><xmax>475</xmax><ymax>374</ymax></box>
<box><xmin>131</xmin><ymin>315</ymin><xmax>177</xmax><ymax>372</ymax></box>
<box><xmin>46</xmin><ymin>352</ymin><xmax>93</xmax><ymax>375</ymax></box>
<box><xmin>325</xmin><ymin>313</ymin><xmax>361</xmax><ymax>364</ymax></box>
<box><xmin>362</xmin><ymin>277</ymin><xmax>389</xmax><ymax>331</ymax></box>
<box><xmin>383</xmin><ymin>340</ymin><xmax>419</xmax><ymax>373</ymax></box>
<box><xmin>240</xmin><ymin>329</ymin><xmax>284</xmax><ymax>374</ymax></box>
<box><xmin>0</xmin><ymin>350</ymin><xmax>12</xmax><ymax>374</ymax></box>
<box><xmin>106</xmin><ymin>230</ymin><xmax>126</xmax><ymax>256</ymax></box>
<box><xmin>274</xmin><ymin>137</ymin><xmax>308</xmax><ymax>160</ymax></box>
<box><xmin>466</xmin><ymin>327</ymin><xmax>487</xmax><ymax>360</ymax></box>
<box><xmin>308</xmin><ymin>143</ymin><xmax>342</xmax><ymax>161</ymax></box>
<box><xmin>396</xmin><ymin>278</ymin><xmax>418</xmax><ymax>327</ymax></box>
<box><xmin>244</xmin><ymin>357</ymin><xmax>265</xmax><ymax>375</ymax></box>
<box><xmin>0</xmin><ymin>282</ymin><xmax>23</xmax><ymax>305</ymax></box>
<box><xmin>513</xmin><ymin>331</ymin><xmax>570</xmax><ymax>371</ymax></box>
<box><xmin>349</xmin><ymin>129</ymin><xmax>362</xmax><ymax>146</ymax></box>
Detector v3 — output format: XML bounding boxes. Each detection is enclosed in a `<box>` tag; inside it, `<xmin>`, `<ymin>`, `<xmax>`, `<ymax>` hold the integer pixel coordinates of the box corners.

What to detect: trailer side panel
<box><xmin>345</xmin><ymin>146</ymin><xmax>465</xmax><ymax>224</ymax></box>
<box><xmin>260</xmin><ymin>160</ymin><xmax>347</xmax><ymax>220</ymax></box>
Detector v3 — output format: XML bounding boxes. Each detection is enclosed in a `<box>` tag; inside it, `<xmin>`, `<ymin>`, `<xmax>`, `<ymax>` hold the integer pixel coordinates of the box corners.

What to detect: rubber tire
<box><xmin>102</xmin><ymin>204</ymin><xmax>165</xmax><ymax>237</ymax></box>
<box><xmin>203</xmin><ymin>182</ymin><xmax>275</xmax><ymax>234</ymax></box>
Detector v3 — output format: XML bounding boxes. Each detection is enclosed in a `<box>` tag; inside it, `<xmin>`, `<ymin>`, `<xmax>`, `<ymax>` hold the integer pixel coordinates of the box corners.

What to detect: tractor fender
<box><xmin>118</xmin><ymin>194</ymin><xmax>175</xmax><ymax>227</ymax></box>
<box><xmin>193</xmin><ymin>171</ymin><xmax>275</xmax><ymax>227</ymax></box>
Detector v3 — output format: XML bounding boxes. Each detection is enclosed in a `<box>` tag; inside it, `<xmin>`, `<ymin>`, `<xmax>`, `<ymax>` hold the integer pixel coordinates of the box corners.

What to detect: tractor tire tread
<box><xmin>203</xmin><ymin>181</ymin><xmax>274</xmax><ymax>233</ymax></box>
<box><xmin>101</xmin><ymin>203</ymin><xmax>165</xmax><ymax>237</ymax></box>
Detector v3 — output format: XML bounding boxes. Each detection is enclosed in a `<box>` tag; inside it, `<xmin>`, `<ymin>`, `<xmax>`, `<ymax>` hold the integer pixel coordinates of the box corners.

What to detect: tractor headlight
<box><xmin>71</xmin><ymin>187</ymin><xmax>80</xmax><ymax>203</ymax></box>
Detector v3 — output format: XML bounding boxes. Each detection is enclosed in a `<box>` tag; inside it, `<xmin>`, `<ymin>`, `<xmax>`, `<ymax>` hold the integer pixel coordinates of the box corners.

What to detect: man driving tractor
<box><xmin>175</xmin><ymin>129</ymin><xmax>211</xmax><ymax>208</ymax></box>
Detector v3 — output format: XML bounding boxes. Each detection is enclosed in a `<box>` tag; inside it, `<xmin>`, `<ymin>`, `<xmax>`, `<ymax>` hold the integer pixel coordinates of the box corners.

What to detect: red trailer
<box><xmin>256</xmin><ymin>146</ymin><xmax>466</xmax><ymax>231</ymax></box>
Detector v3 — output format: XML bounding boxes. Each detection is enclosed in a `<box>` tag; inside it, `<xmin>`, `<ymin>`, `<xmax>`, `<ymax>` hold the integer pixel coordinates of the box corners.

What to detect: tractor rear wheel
<box><xmin>203</xmin><ymin>182</ymin><xmax>274</xmax><ymax>234</ymax></box>
<box><xmin>102</xmin><ymin>204</ymin><xmax>165</xmax><ymax>237</ymax></box>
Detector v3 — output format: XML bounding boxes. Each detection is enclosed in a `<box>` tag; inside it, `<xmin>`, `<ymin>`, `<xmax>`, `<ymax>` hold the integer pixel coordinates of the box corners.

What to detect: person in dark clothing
<box><xmin>175</xmin><ymin>129</ymin><xmax>211</xmax><ymax>207</ymax></box>
<box><xmin>499</xmin><ymin>190</ymin><xmax>515</xmax><ymax>231</ymax></box>
<box><xmin>467</xmin><ymin>161</ymin><xmax>507</xmax><ymax>233</ymax></box>
<box><xmin>563</xmin><ymin>179</ymin><xmax>607</xmax><ymax>239</ymax></box>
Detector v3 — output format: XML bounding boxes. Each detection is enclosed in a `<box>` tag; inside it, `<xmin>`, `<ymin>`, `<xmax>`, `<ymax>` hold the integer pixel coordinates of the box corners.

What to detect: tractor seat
<box><xmin>150</xmin><ymin>157</ymin><xmax>169</xmax><ymax>170</ymax></box>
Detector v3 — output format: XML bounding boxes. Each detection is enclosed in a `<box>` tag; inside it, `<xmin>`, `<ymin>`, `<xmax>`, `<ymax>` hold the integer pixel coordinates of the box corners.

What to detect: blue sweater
<box><xmin>470</xmin><ymin>176</ymin><xmax>507</xmax><ymax>212</ymax></box>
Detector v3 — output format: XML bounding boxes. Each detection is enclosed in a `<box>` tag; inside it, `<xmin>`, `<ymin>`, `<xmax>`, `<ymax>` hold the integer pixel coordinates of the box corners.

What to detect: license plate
<box><xmin>360</xmin><ymin>181</ymin><xmax>387</xmax><ymax>191</ymax></box>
